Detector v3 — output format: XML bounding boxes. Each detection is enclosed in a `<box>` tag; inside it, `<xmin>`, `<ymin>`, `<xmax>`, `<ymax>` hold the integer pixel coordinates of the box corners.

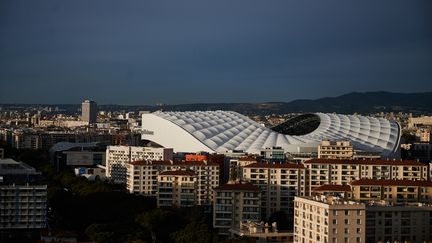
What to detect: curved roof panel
<box><xmin>142</xmin><ymin>111</ymin><xmax>400</xmax><ymax>157</ymax></box>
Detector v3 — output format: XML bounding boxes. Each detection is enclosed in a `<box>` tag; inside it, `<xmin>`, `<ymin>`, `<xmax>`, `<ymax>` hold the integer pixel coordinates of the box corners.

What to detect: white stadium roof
<box><xmin>141</xmin><ymin>111</ymin><xmax>401</xmax><ymax>157</ymax></box>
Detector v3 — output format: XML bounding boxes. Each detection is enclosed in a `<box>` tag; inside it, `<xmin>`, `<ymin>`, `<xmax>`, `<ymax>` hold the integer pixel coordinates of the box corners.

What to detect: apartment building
<box><xmin>229</xmin><ymin>156</ymin><xmax>258</xmax><ymax>180</ymax></box>
<box><xmin>243</xmin><ymin>163</ymin><xmax>306</xmax><ymax>220</ymax></box>
<box><xmin>294</xmin><ymin>196</ymin><xmax>365</xmax><ymax>243</ymax></box>
<box><xmin>213</xmin><ymin>181</ymin><xmax>261</xmax><ymax>235</ymax></box>
<box><xmin>318</xmin><ymin>140</ymin><xmax>353</xmax><ymax>159</ymax></box>
<box><xmin>157</xmin><ymin>170</ymin><xmax>197</xmax><ymax>207</ymax></box>
<box><xmin>304</xmin><ymin>159</ymin><xmax>428</xmax><ymax>195</ymax></box>
<box><xmin>105</xmin><ymin>145</ymin><xmax>173</xmax><ymax>183</ymax></box>
<box><xmin>365</xmin><ymin>202</ymin><xmax>432</xmax><ymax>243</ymax></box>
<box><xmin>126</xmin><ymin>160</ymin><xmax>219</xmax><ymax>205</ymax></box>
<box><xmin>0</xmin><ymin>159</ymin><xmax>47</xmax><ymax>229</ymax></box>
<box><xmin>350</xmin><ymin>179</ymin><xmax>432</xmax><ymax>204</ymax></box>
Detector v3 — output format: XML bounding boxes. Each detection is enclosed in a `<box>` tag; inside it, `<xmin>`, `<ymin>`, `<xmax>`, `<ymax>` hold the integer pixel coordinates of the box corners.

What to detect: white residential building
<box><xmin>126</xmin><ymin>160</ymin><xmax>219</xmax><ymax>205</ymax></box>
<box><xmin>105</xmin><ymin>146</ymin><xmax>173</xmax><ymax>183</ymax></box>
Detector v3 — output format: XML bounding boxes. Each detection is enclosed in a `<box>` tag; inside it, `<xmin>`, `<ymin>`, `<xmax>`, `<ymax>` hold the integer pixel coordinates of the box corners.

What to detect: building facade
<box><xmin>126</xmin><ymin>160</ymin><xmax>219</xmax><ymax>205</ymax></box>
<box><xmin>365</xmin><ymin>202</ymin><xmax>432</xmax><ymax>243</ymax></box>
<box><xmin>0</xmin><ymin>159</ymin><xmax>47</xmax><ymax>229</ymax></box>
<box><xmin>294</xmin><ymin>196</ymin><xmax>365</xmax><ymax>243</ymax></box>
<box><xmin>157</xmin><ymin>170</ymin><xmax>197</xmax><ymax>207</ymax></box>
<box><xmin>105</xmin><ymin>146</ymin><xmax>173</xmax><ymax>184</ymax></box>
<box><xmin>304</xmin><ymin>159</ymin><xmax>428</xmax><ymax>195</ymax></box>
<box><xmin>213</xmin><ymin>182</ymin><xmax>261</xmax><ymax>235</ymax></box>
<box><xmin>318</xmin><ymin>140</ymin><xmax>353</xmax><ymax>159</ymax></box>
<box><xmin>243</xmin><ymin>163</ymin><xmax>306</xmax><ymax>220</ymax></box>
<box><xmin>81</xmin><ymin>100</ymin><xmax>97</xmax><ymax>124</ymax></box>
<box><xmin>350</xmin><ymin>179</ymin><xmax>432</xmax><ymax>204</ymax></box>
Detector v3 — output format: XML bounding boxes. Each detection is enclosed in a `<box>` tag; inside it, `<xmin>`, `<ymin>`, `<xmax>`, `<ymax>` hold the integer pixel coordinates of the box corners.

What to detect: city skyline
<box><xmin>1</xmin><ymin>0</ymin><xmax>431</xmax><ymax>104</ymax></box>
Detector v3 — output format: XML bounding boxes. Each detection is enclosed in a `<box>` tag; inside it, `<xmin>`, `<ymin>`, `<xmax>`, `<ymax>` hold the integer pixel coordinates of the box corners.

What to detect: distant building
<box><xmin>105</xmin><ymin>145</ymin><xmax>174</xmax><ymax>184</ymax></box>
<box><xmin>260</xmin><ymin>147</ymin><xmax>285</xmax><ymax>162</ymax></box>
<box><xmin>408</xmin><ymin>116</ymin><xmax>432</xmax><ymax>128</ymax></box>
<box><xmin>81</xmin><ymin>100</ymin><xmax>97</xmax><ymax>124</ymax></box>
<box><xmin>213</xmin><ymin>181</ymin><xmax>261</xmax><ymax>235</ymax></box>
<box><xmin>294</xmin><ymin>196</ymin><xmax>365</xmax><ymax>243</ymax></box>
<box><xmin>157</xmin><ymin>170</ymin><xmax>197</xmax><ymax>207</ymax></box>
<box><xmin>0</xmin><ymin>158</ymin><xmax>47</xmax><ymax>229</ymax></box>
<box><xmin>318</xmin><ymin>140</ymin><xmax>353</xmax><ymax>159</ymax></box>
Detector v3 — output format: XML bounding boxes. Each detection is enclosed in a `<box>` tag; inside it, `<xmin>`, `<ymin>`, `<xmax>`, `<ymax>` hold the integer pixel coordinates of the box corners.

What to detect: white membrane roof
<box><xmin>142</xmin><ymin>111</ymin><xmax>400</xmax><ymax>157</ymax></box>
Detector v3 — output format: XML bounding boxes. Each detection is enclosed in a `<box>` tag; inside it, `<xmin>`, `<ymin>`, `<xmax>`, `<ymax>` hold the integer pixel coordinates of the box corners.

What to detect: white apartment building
<box><xmin>294</xmin><ymin>196</ymin><xmax>365</xmax><ymax>243</ymax></box>
<box><xmin>242</xmin><ymin>163</ymin><xmax>306</xmax><ymax>220</ymax></box>
<box><xmin>304</xmin><ymin>159</ymin><xmax>428</xmax><ymax>195</ymax></box>
<box><xmin>365</xmin><ymin>202</ymin><xmax>432</xmax><ymax>243</ymax></box>
<box><xmin>157</xmin><ymin>170</ymin><xmax>197</xmax><ymax>207</ymax></box>
<box><xmin>126</xmin><ymin>160</ymin><xmax>219</xmax><ymax>205</ymax></box>
<box><xmin>318</xmin><ymin>140</ymin><xmax>353</xmax><ymax>159</ymax></box>
<box><xmin>213</xmin><ymin>181</ymin><xmax>261</xmax><ymax>235</ymax></box>
<box><xmin>105</xmin><ymin>146</ymin><xmax>173</xmax><ymax>183</ymax></box>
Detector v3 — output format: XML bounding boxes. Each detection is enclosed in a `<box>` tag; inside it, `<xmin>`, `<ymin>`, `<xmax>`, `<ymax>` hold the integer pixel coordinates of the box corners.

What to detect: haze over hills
<box><xmin>1</xmin><ymin>91</ymin><xmax>432</xmax><ymax>115</ymax></box>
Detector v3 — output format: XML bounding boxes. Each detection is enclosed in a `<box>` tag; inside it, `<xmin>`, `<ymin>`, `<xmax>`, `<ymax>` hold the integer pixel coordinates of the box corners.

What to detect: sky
<box><xmin>1</xmin><ymin>0</ymin><xmax>431</xmax><ymax>105</ymax></box>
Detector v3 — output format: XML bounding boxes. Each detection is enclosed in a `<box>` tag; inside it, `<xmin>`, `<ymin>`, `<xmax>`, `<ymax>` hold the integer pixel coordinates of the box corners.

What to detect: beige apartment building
<box><xmin>126</xmin><ymin>160</ymin><xmax>219</xmax><ymax>205</ymax></box>
<box><xmin>350</xmin><ymin>179</ymin><xmax>432</xmax><ymax>204</ymax></box>
<box><xmin>365</xmin><ymin>202</ymin><xmax>432</xmax><ymax>243</ymax></box>
<box><xmin>242</xmin><ymin>163</ymin><xmax>306</xmax><ymax>220</ymax></box>
<box><xmin>318</xmin><ymin>140</ymin><xmax>354</xmax><ymax>159</ymax></box>
<box><xmin>157</xmin><ymin>170</ymin><xmax>197</xmax><ymax>207</ymax></box>
<box><xmin>304</xmin><ymin>159</ymin><xmax>428</xmax><ymax>195</ymax></box>
<box><xmin>105</xmin><ymin>145</ymin><xmax>173</xmax><ymax>183</ymax></box>
<box><xmin>294</xmin><ymin>196</ymin><xmax>365</xmax><ymax>243</ymax></box>
<box><xmin>213</xmin><ymin>181</ymin><xmax>261</xmax><ymax>235</ymax></box>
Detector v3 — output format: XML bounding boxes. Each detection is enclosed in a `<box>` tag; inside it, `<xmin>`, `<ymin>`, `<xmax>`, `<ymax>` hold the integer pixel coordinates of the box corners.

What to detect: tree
<box><xmin>85</xmin><ymin>224</ymin><xmax>114</xmax><ymax>243</ymax></box>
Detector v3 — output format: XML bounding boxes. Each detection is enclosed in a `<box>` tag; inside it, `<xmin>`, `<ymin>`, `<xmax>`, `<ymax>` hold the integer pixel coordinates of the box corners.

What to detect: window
<box><xmin>333</xmin><ymin>219</ymin><xmax>337</xmax><ymax>224</ymax></box>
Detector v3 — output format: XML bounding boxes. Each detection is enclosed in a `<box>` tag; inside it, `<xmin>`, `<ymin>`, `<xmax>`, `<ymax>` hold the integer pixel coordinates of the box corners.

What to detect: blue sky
<box><xmin>1</xmin><ymin>0</ymin><xmax>431</xmax><ymax>104</ymax></box>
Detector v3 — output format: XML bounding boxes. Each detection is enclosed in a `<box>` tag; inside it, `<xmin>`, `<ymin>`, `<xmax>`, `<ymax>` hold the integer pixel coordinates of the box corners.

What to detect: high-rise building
<box><xmin>81</xmin><ymin>100</ymin><xmax>97</xmax><ymax>124</ymax></box>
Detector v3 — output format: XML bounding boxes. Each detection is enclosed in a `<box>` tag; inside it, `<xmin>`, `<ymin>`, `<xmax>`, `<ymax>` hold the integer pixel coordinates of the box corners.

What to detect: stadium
<box><xmin>141</xmin><ymin>111</ymin><xmax>401</xmax><ymax>158</ymax></box>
